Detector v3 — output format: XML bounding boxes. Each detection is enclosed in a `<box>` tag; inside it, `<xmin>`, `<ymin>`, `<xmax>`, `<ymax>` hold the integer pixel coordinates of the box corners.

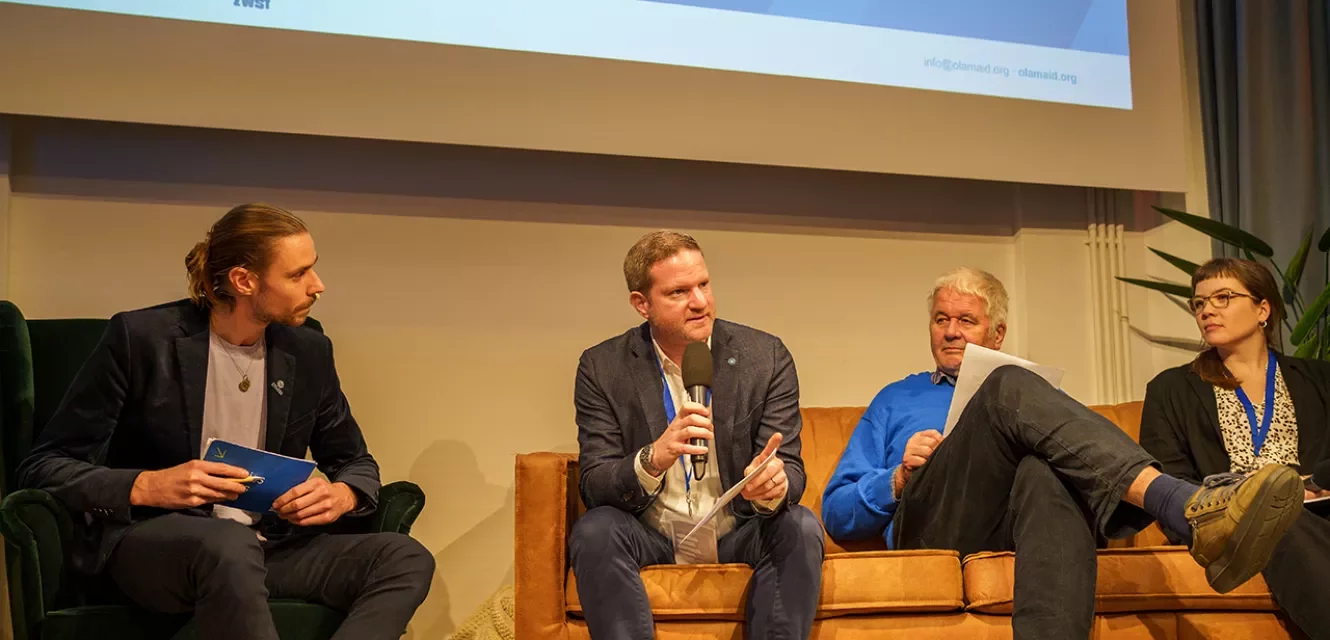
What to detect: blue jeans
<box><xmin>569</xmin><ymin>504</ymin><xmax>824</xmax><ymax>639</ymax></box>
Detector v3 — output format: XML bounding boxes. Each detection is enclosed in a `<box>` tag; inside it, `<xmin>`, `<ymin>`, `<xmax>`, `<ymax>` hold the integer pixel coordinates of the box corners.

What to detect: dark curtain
<box><xmin>1195</xmin><ymin>0</ymin><xmax>1330</xmax><ymax>301</ymax></box>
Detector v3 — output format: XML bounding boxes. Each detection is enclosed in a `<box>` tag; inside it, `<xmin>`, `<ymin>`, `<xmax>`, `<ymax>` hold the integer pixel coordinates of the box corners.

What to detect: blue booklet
<box><xmin>202</xmin><ymin>439</ymin><xmax>317</xmax><ymax>514</ymax></box>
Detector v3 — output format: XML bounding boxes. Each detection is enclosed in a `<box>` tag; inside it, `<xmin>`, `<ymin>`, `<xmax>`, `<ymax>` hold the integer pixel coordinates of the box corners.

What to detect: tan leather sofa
<box><xmin>515</xmin><ymin>402</ymin><xmax>1305</xmax><ymax>639</ymax></box>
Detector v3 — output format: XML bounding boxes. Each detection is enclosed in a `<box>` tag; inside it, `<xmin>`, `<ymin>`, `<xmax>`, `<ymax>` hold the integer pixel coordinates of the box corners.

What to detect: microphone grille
<box><xmin>682</xmin><ymin>341</ymin><xmax>714</xmax><ymax>388</ymax></box>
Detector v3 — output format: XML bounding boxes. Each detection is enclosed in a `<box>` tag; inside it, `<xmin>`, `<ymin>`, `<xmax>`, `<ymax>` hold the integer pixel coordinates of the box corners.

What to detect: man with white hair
<box><xmin>821</xmin><ymin>267</ymin><xmax>1305</xmax><ymax>639</ymax></box>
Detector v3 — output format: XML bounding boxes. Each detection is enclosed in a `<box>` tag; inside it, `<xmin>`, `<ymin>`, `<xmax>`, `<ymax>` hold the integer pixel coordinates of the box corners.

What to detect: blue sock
<box><xmin>1143</xmin><ymin>473</ymin><xmax>1198</xmax><ymax>543</ymax></box>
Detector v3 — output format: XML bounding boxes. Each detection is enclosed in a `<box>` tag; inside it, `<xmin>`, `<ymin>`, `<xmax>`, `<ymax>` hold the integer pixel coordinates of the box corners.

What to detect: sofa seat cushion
<box><xmin>962</xmin><ymin>547</ymin><xmax>1278</xmax><ymax>614</ymax></box>
<box><xmin>566</xmin><ymin>550</ymin><xmax>965</xmax><ymax>620</ymax></box>
<box><xmin>1177</xmin><ymin>613</ymin><xmax>1307</xmax><ymax>640</ymax></box>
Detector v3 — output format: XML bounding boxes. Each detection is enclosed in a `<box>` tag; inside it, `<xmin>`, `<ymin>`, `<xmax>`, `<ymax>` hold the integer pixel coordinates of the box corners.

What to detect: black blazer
<box><xmin>17</xmin><ymin>300</ymin><xmax>379</xmax><ymax>574</ymax></box>
<box><xmin>1140</xmin><ymin>353</ymin><xmax>1330</xmax><ymax>484</ymax></box>
<box><xmin>573</xmin><ymin>320</ymin><xmax>806</xmax><ymax>520</ymax></box>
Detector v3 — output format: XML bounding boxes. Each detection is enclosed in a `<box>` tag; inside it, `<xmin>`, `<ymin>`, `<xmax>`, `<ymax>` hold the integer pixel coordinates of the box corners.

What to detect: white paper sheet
<box><xmin>942</xmin><ymin>343</ymin><xmax>1066</xmax><ymax>436</ymax></box>
<box><xmin>680</xmin><ymin>445</ymin><xmax>780</xmax><ymax>543</ymax></box>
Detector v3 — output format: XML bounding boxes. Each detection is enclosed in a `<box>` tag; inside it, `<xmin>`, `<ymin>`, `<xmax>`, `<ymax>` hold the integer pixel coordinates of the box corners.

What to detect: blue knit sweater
<box><xmin>821</xmin><ymin>372</ymin><xmax>954</xmax><ymax>548</ymax></box>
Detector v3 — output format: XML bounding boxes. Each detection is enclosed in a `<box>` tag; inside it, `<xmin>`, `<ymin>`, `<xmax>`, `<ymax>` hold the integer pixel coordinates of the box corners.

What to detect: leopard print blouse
<box><xmin>1213</xmin><ymin>364</ymin><xmax>1299</xmax><ymax>474</ymax></box>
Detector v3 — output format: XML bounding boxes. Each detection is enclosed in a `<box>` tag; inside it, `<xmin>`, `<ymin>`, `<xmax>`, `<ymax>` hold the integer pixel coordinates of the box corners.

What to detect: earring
<box><xmin>1260</xmin><ymin>320</ymin><xmax>1268</xmax><ymax>328</ymax></box>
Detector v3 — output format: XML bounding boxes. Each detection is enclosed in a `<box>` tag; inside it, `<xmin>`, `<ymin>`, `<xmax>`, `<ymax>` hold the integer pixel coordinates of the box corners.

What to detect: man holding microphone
<box><xmin>568</xmin><ymin>230</ymin><xmax>824</xmax><ymax>639</ymax></box>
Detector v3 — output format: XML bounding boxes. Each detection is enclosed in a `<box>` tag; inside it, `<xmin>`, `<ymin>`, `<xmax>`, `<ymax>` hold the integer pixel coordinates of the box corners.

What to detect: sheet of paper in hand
<box><xmin>680</xmin><ymin>444</ymin><xmax>781</xmax><ymax>545</ymax></box>
<box><xmin>942</xmin><ymin>343</ymin><xmax>1065</xmax><ymax>437</ymax></box>
<box><xmin>202</xmin><ymin>438</ymin><xmax>317</xmax><ymax>513</ymax></box>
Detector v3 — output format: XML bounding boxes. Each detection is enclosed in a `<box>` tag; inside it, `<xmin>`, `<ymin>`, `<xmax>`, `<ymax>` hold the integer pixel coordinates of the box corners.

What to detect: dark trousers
<box><xmin>105</xmin><ymin>513</ymin><xmax>435</xmax><ymax>640</ymax></box>
<box><xmin>892</xmin><ymin>366</ymin><xmax>1157</xmax><ymax>640</ymax></box>
<box><xmin>1264</xmin><ymin>509</ymin><xmax>1330</xmax><ymax>637</ymax></box>
<box><xmin>568</xmin><ymin>504</ymin><xmax>824</xmax><ymax>640</ymax></box>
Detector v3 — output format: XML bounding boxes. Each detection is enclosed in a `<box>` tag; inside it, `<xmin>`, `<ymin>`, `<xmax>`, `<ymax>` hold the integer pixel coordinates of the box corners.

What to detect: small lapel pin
<box><xmin>727</xmin><ymin>357</ymin><xmax>737</xmax><ymax>366</ymax></box>
<box><xmin>272</xmin><ymin>380</ymin><xmax>285</xmax><ymax>395</ymax></box>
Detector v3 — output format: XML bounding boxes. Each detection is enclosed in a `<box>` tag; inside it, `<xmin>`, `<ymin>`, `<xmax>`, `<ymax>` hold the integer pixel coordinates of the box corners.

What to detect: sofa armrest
<box><xmin>369</xmin><ymin>481</ymin><xmax>426</xmax><ymax>535</ymax></box>
<box><xmin>0</xmin><ymin>489</ymin><xmax>76</xmax><ymax>640</ymax></box>
<box><xmin>515</xmin><ymin>452</ymin><xmax>578</xmax><ymax>640</ymax></box>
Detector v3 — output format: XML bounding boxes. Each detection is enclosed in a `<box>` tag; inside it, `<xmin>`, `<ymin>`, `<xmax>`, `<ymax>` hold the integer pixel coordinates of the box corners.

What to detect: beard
<box><xmin>253</xmin><ymin>293</ymin><xmax>312</xmax><ymax>327</ymax></box>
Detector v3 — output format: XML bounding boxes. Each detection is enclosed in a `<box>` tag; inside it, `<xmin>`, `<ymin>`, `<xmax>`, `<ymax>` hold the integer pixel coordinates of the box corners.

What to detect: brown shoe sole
<box><xmin>1204</xmin><ymin>466</ymin><xmax>1302</xmax><ymax>594</ymax></box>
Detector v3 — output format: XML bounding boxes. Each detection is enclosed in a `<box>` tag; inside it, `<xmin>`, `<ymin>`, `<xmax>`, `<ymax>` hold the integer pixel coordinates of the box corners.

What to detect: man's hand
<box><xmin>649</xmin><ymin>400</ymin><xmax>713</xmax><ymax>475</ymax></box>
<box><xmin>741</xmin><ymin>433</ymin><xmax>786</xmax><ymax>503</ymax></box>
<box><xmin>902</xmin><ymin>430</ymin><xmax>942</xmax><ymax>472</ymax></box>
<box><xmin>272</xmin><ymin>478</ymin><xmax>359</xmax><ymax>527</ymax></box>
<box><xmin>895</xmin><ymin>430</ymin><xmax>943</xmax><ymax>494</ymax></box>
<box><xmin>130</xmin><ymin>460</ymin><xmax>251</xmax><ymax>509</ymax></box>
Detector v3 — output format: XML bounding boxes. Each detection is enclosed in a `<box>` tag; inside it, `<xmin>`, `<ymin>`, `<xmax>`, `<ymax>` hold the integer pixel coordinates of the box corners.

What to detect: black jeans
<box><xmin>106</xmin><ymin>513</ymin><xmax>435</xmax><ymax>640</ymax></box>
<box><xmin>568</xmin><ymin>504</ymin><xmax>824</xmax><ymax>640</ymax></box>
<box><xmin>892</xmin><ymin>366</ymin><xmax>1157</xmax><ymax>640</ymax></box>
<box><xmin>1264</xmin><ymin>508</ymin><xmax>1330</xmax><ymax>637</ymax></box>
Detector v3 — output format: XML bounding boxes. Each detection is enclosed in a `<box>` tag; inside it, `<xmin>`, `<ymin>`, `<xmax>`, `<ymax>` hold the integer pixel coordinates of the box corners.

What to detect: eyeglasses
<box><xmin>1188</xmin><ymin>290</ymin><xmax>1260</xmax><ymax>314</ymax></box>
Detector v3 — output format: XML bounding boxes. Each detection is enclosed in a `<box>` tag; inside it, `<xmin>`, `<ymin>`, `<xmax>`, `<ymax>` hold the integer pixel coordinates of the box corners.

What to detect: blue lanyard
<box><xmin>1234</xmin><ymin>350</ymin><xmax>1278</xmax><ymax>457</ymax></box>
<box><xmin>659</xmin><ymin>362</ymin><xmax>710</xmax><ymax>494</ymax></box>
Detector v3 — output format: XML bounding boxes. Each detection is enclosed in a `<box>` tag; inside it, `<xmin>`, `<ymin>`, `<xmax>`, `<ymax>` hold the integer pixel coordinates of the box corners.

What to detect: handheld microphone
<box><xmin>681</xmin><ymin>341</ymin><xmax>714</xmax><ymax>481</ymax></box>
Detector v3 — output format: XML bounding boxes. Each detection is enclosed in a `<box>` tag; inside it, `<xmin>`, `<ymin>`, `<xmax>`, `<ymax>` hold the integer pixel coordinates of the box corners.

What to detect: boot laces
<box><xmin>1194</xmin><ymin>472</ymin><xmax>1244</xmax><ymax>510</ymax></box>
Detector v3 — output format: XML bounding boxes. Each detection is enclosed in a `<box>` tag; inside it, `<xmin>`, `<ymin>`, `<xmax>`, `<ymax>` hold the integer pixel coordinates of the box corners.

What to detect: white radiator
<box><xmin>1087</xmin><ymin>222</ymin><xmax>1133</xmax><ymax>405</ymax></box>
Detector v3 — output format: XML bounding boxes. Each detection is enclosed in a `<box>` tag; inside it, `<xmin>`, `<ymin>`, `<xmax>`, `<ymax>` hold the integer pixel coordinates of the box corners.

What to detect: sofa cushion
<box><xmin>796</xmin><ymin>407</ymin><xmax>883</xmax><ymax>555</ymax></box>
<box><xmin>962</xmin><ymin>547</ymin><xmax>1278</xmax><ymax>614</ymax></box>
<box><xmin>1177</xmin><ymin>612</ymin><xmax>1307</xmax><ymax>640</ymax></box>
<box><xmin>566</xmin><ymin>550</ymin><xmax>964</xmax><ymax>620</ymax></box>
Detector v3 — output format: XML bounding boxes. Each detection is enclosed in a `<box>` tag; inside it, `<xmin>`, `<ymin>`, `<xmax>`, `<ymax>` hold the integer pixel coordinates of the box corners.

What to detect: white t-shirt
<box><xmin>202</xmin><ymin>331</ymin><xmax>267</xmax><ymax>526</ymax></box>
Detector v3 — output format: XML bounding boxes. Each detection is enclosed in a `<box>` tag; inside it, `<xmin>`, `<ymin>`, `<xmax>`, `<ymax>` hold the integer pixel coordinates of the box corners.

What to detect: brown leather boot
<box><xmin>1184</xmin><ymin>464</ymin><xmax>1302</xmax><ymax>593</ymax></box>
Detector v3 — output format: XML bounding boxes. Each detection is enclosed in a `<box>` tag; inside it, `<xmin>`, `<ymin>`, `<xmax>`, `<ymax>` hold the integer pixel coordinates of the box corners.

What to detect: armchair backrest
<box><xmin>19</xmin><ymin>317</ymin><xmax>109</xmax><ymax>495</ymax></box>
<box><xmin>0</xmin><ymin>301</ymin><xmax>36</xmax><ymax>498</ymax></box>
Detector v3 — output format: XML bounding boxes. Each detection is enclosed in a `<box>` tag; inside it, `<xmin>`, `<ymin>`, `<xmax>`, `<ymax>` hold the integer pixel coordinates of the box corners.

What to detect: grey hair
<box><xmin>927</xmin><ymin>267</ymin><xmax>1009</xmax><ymax>334</ymax></box>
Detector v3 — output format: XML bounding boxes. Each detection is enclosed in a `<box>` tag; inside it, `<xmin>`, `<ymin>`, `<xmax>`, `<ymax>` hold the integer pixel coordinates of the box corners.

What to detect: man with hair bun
<box><xmin>822</xmin><ymin>267</ymin><xmax>1305</xmax><ymax>640</ymax></box>
<box><xmin>18</xmin><ymin>203</ymin><xmax>435</xmax><ymax>640</ymax></box>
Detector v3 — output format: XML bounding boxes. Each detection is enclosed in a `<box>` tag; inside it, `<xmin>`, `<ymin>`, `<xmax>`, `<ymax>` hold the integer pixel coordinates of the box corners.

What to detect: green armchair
<box><xmin>0</xmin><ymin>301</ymin><xmax>426</xmax><ymax>640</ymax></box>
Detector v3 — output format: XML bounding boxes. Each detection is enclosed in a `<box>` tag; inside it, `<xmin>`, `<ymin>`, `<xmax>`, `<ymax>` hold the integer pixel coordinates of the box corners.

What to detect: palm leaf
<box><xmin>1149</xmin><ymin>248</ymin><xmax>1201</xmax><ymax>278</ymax></box>
<box><xmin>1154</xmin><ymin>206</ymin><xmax>1275</xmax><ymax>257</ymax></box>
<box><xmin>1295</xmin><ymin>331</ymin><xmax>1321</xmax><ymax>358</ymax></box>
<box><xmin>1117</xmin><ymin>277</ymin><xmax>1193</xmax><ymax>298</ymax></box>
<box><xmin>1291</xmin><ymin>281</ymin><xmax>1330</xmax><ymax>345</ymax></box>
<box><xmin>1285</xmin><ymin>229</ymin><xmax>1314</xmax><ymax>299</ymax></box>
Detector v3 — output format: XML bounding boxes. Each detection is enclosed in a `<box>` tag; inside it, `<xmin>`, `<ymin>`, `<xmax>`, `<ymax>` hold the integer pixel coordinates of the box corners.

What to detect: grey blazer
<box><xmin>573</xmin><ymin>319</ymin><xmax>806</xmax><ymax>519</ymax></box>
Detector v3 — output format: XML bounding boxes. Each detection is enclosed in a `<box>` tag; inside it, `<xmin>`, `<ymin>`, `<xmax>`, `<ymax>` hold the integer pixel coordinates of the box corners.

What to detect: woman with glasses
<box><xmin>1140</xmin><ymin>257</ymin><xmax>1330</xmax><ymax>637</ymax></box>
